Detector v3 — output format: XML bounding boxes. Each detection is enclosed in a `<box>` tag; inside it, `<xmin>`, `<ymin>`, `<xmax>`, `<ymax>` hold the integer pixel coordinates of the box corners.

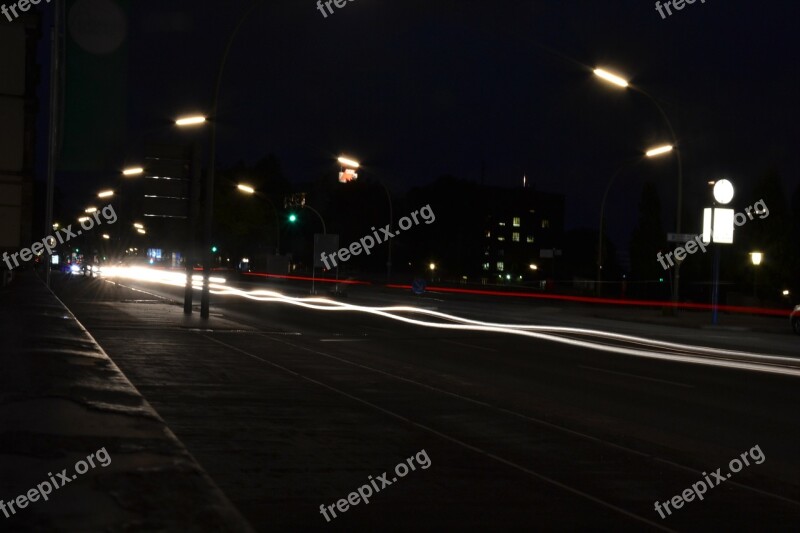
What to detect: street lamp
<box><xmin>97</xmin><ymin>190</ymin><xmax>114</xmax><ymax>198</ymax></box>
<box><xmin>236</xmin><ymin>183</ymin><xmax>281</xmax><ymax>254</ymax></box>
<box><xmin>594</xmin><ymin>66</ymin><xmax>684</xmax><ymax>302</ymax></box>
<box><xmin>338</xmin><ymin>154</ymin><xmax>394</xmax><ymax>282</ymax></box>
<box><xmin>175</xmin><ymin>115</ymin><xmax>207</xmax><ymax>127</ymax></box>
<box><xmin>596</xmin><ymin>145</ymin><xmax>673</xmax><ymax>295</ymax></box>
<box><xmin>122</xmin><ymin>167</ymin><xmax>144</xmax><ymax>176</ymax></box>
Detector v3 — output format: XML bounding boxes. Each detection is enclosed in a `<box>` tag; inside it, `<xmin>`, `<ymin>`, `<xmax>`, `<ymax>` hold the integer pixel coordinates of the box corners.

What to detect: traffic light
<box><xmin>288</xmin><ymin>213</ymin><xmax>297</xmax><ymax>223</ymax></box>
<box><xmin>211</xmin><ymin>245</ymin><xmax>218</xmax><ymax>253</ymax></box>
<box><xmin>659</xmin><ymin>277</ymin><xmax>664</xmax><ymax>282</ymax></box>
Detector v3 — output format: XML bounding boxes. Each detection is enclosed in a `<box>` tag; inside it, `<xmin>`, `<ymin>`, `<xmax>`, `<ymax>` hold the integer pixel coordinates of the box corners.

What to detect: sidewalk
<box><xmin>0</xmin><ymin>273</ymin><xmax>253</xmax><ymax>532</ymax></box>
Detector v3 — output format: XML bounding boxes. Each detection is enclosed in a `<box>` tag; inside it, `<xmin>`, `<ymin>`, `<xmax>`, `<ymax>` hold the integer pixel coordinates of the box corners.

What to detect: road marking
<box><xmin>199</xmin><ymin>333</ymin><xmax>675</xmax><ymax>532</ymax></box>
<box><xmin>320</xmin><ymin>338</ymin><xmax>368</xmax><ymax>342</ymax></box>
<box><xmin>441</xmin><ymin>339</ymin><xmax>497</xmax><ymax>352</ymax></box>
<box><xmin>578</xmin><ymin>365</ymin><xmax>694</xmax><ymax>389</ymax></box>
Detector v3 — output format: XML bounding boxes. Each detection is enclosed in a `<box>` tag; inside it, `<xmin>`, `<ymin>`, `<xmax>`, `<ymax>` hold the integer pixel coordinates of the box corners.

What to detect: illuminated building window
<box><xmin>498</xmin><ymin>222</ymin><xmax>506</xmax><ymax>227</ymax></box>
<box><xmin>512</xmin><ymin>232</ymin><xmax>520</xmax><ymax>242</ymax></box>
<box><xmin>496</xmin><ymin>261</ymin><xmax>504</xmax><ymax>271</ymax></box>
<box><xmin>497</xmin><ymin>236</ymin><xmax>505</xmax><ymax>242</ymax></box>
<box><xmin>512</xmin><ymin>217</ymin><xmax>521</xmax><ymax>227</ymax></box>
<box><xmin>485</xmin><ymin>230</ymin><xmax>491</xmax><ymax>238</ymax></box>
<box><xmin>526</xmin><ymin>235</ymin><xmax>534</xmax><ymax>243</ymax></box>
<box><xmin>541</xmin><ymin>219</ymin><xmax>550</xmax><ymax>229</ymax></box>
<box><xmin>482</xmin><ymin>262</ymin><xmax>490</xmax><ymax>271</ymax></box>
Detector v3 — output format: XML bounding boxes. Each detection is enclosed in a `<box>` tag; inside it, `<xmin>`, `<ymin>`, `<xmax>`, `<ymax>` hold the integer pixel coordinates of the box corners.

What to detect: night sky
<box><xmin>39</xmin><ymin>0</ymin><xmax>800</xmax><ymax>251</ymax></box>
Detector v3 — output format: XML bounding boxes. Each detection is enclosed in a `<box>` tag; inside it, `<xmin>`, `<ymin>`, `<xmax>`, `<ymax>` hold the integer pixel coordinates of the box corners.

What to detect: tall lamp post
<box><xmin>593</xmin><ymin>68</ymin><xmax>684</xmax><ymax>303</ymax></box>
<box><xmin>237</xmin><ymin>183</ymin><xmax>281</xmax><ymax>254</ymax></box>
<box><xmin>596</xmin><ymin>144</ymin><xmax>673</xmax><ymax>295</ymax></box>
<box><xmin>338</xmin><ymin>155</ymin><xmax>394</xmax><ymax>282</ymax></box>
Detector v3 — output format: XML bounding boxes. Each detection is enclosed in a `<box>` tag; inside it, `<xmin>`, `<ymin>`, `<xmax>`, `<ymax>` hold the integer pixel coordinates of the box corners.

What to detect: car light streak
<box><xmin>100</xmin><ymin>267</ymin><xmax>800</xmax><ymax>377</ymax></box>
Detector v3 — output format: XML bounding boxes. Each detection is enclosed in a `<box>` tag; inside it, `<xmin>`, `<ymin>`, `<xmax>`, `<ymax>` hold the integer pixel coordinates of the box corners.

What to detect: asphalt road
<box><xmin>53</xmin><ymin>274</ymin><xmax>800</xmax><ymax>531</ymax></box>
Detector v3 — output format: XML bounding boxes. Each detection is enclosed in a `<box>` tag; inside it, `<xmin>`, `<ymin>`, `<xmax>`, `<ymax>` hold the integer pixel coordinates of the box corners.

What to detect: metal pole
<box><xmin>201</xmin><ymin>0</ymin><xmax>262</xmax><ymax>319</ymax></box>
<box><xmin>637</xmin><ymin>89</ymin><xmax>683</xmax><ymax>305</ymax></box>
<box><xmin>711</xmin><ymin>245</ymin><xmax>720</xmax><ymax>325</ymax></box>
<box><xmin>596</xmin><ymin>164</ymin><xmax>633</xmax><ymax>296</ymax></box>
<box><xmin>185</xmin><ymin>142</ymin><xmax>200</xmax><ymax>314</ymax></box>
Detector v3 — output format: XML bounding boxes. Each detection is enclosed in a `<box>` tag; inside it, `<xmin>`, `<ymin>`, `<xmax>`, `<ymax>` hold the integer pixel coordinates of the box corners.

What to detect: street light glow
<box><xmin>529</xmin><ymin>264</ymin><xmax>538</xmax><ymax>270</ymax></box>
<box><xmin>175</xmin><ymin>115</ymin><xmax>206</xmax><ymax>126</ymax></box>
<box><xmin>645</xmin><ymin>144</ymin><xmax>673</xmax><ymax>157</ymax></box>
<box><xmin>78</xmin><ymin>217</ymin><xmax>89</xmax><ymax>223</ymax></box>
<box><xmin>133</xmin><ymin>223</ymin><xmax>144</xmax><ymax>229</ymax></box>
<box><xmin>85</xmin><ymin>207</ymin><xmax>98</xmax><ymax>213</ymax></box>
<box><xmin>237</xmin><ymin>184</ymin><xmax>255</xmax><ymax>194</ymax></box>
<box><xmin>137</xmin><ymin>228</ymin><xmax>146</xmax><ymax>234</ymax></box>
<box><xmin>338</xmin><ymin>156</ymin><xmax>360</xmax><ymax>168</ymax></box>
<box><xmin>98</xmin><ymin>190</ymin><xmax>114</xmax><ymax>198</ymax></box>
<box><xmin>102</xmin><ymin>234</ymin><xmax>110</xmax><ymax>240</ymax></box>
<box><xmin>429</xmin><ymin>263</ymin><xmax>436</xmax><ymax>271</ymax></box>
<box><xmin>593</xmin><ymin>68</ymin><xmax>629</xmax><ymax>88</ymax></box>
<box><xmin>123</xmin><ymin>167</ymin><xmax>144</xmax><ymax>176</ymax></box>
<box><xmin>750</xmin><ymin>252</ymin><xmax>763</xmax><ymax>266</ymax></box>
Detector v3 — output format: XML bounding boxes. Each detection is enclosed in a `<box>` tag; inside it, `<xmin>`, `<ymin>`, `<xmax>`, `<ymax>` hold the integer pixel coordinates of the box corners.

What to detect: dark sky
<box><xmin>43</xmin><ymin>0</ymin><xmax>800</xmax><ymax>250</ymax></box>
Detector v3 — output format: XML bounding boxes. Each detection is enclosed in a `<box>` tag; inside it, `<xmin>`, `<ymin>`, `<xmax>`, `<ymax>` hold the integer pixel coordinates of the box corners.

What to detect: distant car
<box><xmin>792</xmin><ymin>305</ymin><xmax>800</xmax><ymax>335</ymax></box>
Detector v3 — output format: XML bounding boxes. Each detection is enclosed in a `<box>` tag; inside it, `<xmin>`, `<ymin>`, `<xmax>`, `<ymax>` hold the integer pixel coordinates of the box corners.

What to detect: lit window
<box><xmin>482</xmin><ymin>262</ymin><xmax>490</xmax><ymax>271</ymax></box>
<box><xmin>541</xmin><ymin>219</ymin><xmax>550</xmax><ymax>229</ymax></box>
<box><xmin>496</xmin><ymin>262</ymin><xmax>504</xmax><ymax>271</ymax></box>
<box><xmin>512</xmin><ymin>232</ymin><xmax>520</xmax><ymax>242</ymax></box>
<box><xmin>497</xmin><ymin>236</ymin><xmax>505</xmax><ymax>242</ymax></box>
<box><xmin>498</xmin><ymin>222</ymin><xmax>506</xmax><ymax>227</ymax></box>
<box><xmin>526</xmin><ymin>235</ymin><xmax>534</xmax><ymax>243</ymax></box>
<box><xmin>512</xmin><ymin>217</ymin><xmax>521</xmax><ymax>227</ymax></box>
<box><xmin>485</xmin><ymin>230</ymin><xmax>491</xmax><ymax>238</ymax></box>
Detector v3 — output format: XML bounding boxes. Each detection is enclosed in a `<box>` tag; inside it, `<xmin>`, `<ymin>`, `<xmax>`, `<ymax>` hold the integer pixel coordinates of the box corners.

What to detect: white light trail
<box><xmin>100</xmin><ymin>267</ymin><xmax>800</xmax><ymax>377</ymax></box>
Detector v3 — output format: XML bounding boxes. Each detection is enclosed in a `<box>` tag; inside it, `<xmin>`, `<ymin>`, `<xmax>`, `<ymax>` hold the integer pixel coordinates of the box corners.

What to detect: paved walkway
<box><xmin>0</xmin><ymin>274</ymin><xmax>252</xmax><ymax>532</ymax></box>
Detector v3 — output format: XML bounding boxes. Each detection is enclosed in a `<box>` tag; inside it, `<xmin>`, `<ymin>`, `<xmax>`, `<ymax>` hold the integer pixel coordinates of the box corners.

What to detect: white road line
<box><xmin>578</xmin><ymin>365</ymin><xmax>695</xmax><ymax>389</ymax></box>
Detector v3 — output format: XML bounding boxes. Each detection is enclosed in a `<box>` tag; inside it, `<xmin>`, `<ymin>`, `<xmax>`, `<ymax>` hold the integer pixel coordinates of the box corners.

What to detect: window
<box><xmin>482</xmin><ymin>262</ymin><xmax>490</xmax><ymax>271</ymax></box>
<box><xmin>512</xmin><ymin>217</ymin><xmax>521</xmax><ymax>227</ymax></box>
<box><xmin>512</xmin><ymin>232</ymin><xmax>520</xmax><ymax>242</ymax></box>
<box><xmin>496</xmin><ymin>261</ymin><xmax>504</xmax><ymax>271</ymax></box>
<box><xmin>526</xmin><ymin>235</ymin><xmax>534</xmax><ymax>243</ymax></box>
<box><xmin>485</xmin><ymin>230</ymin><xmax>491</xmax><ymax>238</ymax></box>
<box><xmin>497</xmin><ymin>236</ymin><xmax>505</xmax><ymax>242</ymax></box>
<box><xmin>498</xmin><ymin>222</ymin><xmax>506</xmax><ymax>227</ymax></box>
<box><xmin>541</xmin><ymin>219</ymin><xmax>550</xmax><ymax>229</ymax></box>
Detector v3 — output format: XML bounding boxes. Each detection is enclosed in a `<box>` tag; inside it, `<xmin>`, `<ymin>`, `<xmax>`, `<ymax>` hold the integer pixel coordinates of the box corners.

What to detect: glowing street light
<box><xmin>337</xmin><ymin>156</ymin><xmax>360</xmax><ymax>169</ymax></box>
<box><xmin>175</xmin><ymin>115</ymin><xmax>206</xmax><ymax>127</ymax></box>
<box><xmin>645</xmin><ymin>144</ymin><xmax>673</xmax><ymax>158</ymax></box>
<box><xmin>123</xmin><ymin>167</ymin><xmax>144</xmax><ymax>176</ymax></box>
<box><xmin>750</xmin><ymin>252</ymin><xmax>763</xmax><ymax>266</ymax></box>
<box><xmin>529</xmin><ymin>264</ymin><xmax>538</xmax><ymax>270</ymax></box>
<box><xmin>97</xmin><ymin>190</ymin><xmax>114</xmax><ymax>198</ymax></box>
<box><xmin>85</xmin><ymin>207</ymin><xmax>98</xmax><ymax>213</ymax></box>
<box><xmin>593</xmin><ymin>68</ymin><xmax>629</xmax><ymax>88</ymax></box>
<box><xmin>237</xmin><ymin>183</ymin><xmax>256</xmax><ymax>195</ymax></box>
<box><xmin>78</xmin><ymin>216</ymin><xmax>90</xmax><ymax>223</ymax></box>
<box><xmin>137</xmin><ymin>228</ymin><xmax>146</xmax><ymax>235</ymax></box>
<box><xmin>133</xmin><ymin>223</ymin><xmax>144</xmax><ymax>229</ymax></box>
<box><xmin>102</xmin><ymin>234</ymin><xmax>110</xmax><ymax>240</ymax></box>
<box><xmin>429</xmin><ymin>262</ymin><xmax>436</xmax><ymax>271</ymax></box>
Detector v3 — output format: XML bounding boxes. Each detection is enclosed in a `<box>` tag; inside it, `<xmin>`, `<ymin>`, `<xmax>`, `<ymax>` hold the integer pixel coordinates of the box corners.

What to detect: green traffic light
<box><xmin>288</xmin><ymin>213</ymin><xmax>297</xmax><ymax>223</ymax></box>
<box><xmin>659</xmin><ymin>277</ymin><xmax>664</xmax><ymax>282</ymax></box>
<box><xmin>211</xmin><ymin>246</ymin><xmax>218</xmax><ymax>253</ymax></box>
